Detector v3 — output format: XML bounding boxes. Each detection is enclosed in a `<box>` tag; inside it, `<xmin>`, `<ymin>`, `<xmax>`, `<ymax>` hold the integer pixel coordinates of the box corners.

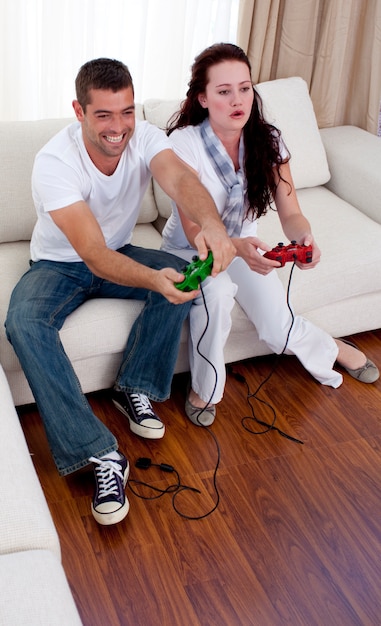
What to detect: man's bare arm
<box><xmin>150</xmin><ymin>149</ymin><xmax>236</xmax><ymax>274</ymax></box>
<box><xmin>49</xmin><ymin>201</ymin><xmax>197</xmax><ymax>304</ymax></box>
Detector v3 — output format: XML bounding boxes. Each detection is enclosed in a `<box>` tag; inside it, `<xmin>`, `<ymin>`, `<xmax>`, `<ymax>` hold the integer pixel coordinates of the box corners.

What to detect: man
<box><xmin>5</xmin><ymin>58</ymin><xmax>235</xmax><ymax>526</ymax></box>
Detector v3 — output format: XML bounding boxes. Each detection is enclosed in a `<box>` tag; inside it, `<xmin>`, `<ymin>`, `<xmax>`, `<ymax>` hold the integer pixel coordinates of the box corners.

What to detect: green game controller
<box><xmin>175</xmin><ymin>251</ymin><xmax>214</xmax><ymax>291</ymax></box>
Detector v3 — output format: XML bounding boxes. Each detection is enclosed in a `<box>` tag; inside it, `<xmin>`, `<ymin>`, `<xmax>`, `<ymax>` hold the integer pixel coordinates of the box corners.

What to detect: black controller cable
<box><xmin>129</xmin><ymin>259</ymin><xmax>304</xmax><ymax>518</ymax></box>
<box><xmin>229</xmin><ymin>261</ymin><xmax>304</xmax><ymax>445</ymax></box>
<box><xmin>129</xmin><ymin>276</ymin><xmax>221</xmax><ymax>520</ymax></box>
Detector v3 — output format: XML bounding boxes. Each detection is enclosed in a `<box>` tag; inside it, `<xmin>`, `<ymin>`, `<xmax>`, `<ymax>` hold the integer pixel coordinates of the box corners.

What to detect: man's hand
<box><xmin>150</xmin><ymin>151</ymin><xmax>236</xmax><ymax>276</ymax></box>
<box><xmin>155</xmin><ymin>267</ymin><xmax>200</xmax><ymax>304</ymax></box>
<box><xmin>194</xmin><ymin>226</ymin><xmax>236</xmax><ymax>276</ymax></box>
<box><xmin>49</xmin><ymin>202</ymin><xmax>200</xmax><ymax>302</ymax></box>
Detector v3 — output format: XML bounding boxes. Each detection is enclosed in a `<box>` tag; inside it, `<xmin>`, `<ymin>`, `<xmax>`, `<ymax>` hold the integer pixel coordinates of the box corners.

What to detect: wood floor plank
<box><xmin>17</xmin><ymin>330</ymin><xmax>381</xmax><ymax>626</ymax></box>
<box><xmin>125</xmin><ymin>472</ymin><xmax>282</xmax><ymax>625</ymax></box>
<box><xmin>208</xmin><ymin>461</ymin><xmax>364</xmax><ymax>626</ymax></box>
<box><xmin>49</xmin><ymin>498</ymin><xmax>122</xmax><ymax>626</ymax></box>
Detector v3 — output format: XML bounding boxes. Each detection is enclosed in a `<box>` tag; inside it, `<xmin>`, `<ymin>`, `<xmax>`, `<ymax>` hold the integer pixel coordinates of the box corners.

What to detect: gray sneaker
<box><xmin>185</xmin><ymin>395</ymin><xmax>216</xmax><ymax>426</ymax></box>
<box><xmin>338</xmin><ymin>339</ymin><xmax>379</xmax><ymax>383</ymax></box>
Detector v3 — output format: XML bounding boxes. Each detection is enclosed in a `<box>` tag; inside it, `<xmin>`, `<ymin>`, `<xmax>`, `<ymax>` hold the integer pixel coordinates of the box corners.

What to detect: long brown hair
<box><xmin>167</xmin><ymin>43</ymin><xmax>290</xmax><ymax>220</ymax></box>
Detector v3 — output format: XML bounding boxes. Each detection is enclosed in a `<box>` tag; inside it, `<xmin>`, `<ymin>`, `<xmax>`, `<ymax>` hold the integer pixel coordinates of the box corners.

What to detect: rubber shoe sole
<box><xmin>91</xmin><ymin>459</ymin><xmax>130</xmax><ymax>526</ymax></box>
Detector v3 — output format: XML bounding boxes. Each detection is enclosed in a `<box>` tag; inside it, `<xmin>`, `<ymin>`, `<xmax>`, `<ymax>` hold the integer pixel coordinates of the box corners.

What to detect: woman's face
<box><xmin>199</xmin><ymin>60</ymin><xmax>254</xmax><ymax>135</ymax></box>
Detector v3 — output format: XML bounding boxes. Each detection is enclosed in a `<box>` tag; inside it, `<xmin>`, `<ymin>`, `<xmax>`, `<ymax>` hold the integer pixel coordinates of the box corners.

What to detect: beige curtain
<box><xmin>237</xmin><ymin>0</ymin><xmax>381</xmax><ymax>133</ymax></box>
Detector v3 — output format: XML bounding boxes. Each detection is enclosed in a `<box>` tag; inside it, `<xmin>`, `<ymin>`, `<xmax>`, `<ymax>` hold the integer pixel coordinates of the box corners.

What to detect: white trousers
<box><xmin>186</xmin><ymin>255</ymin><xmax>342</xmax><ymax>403</ymax></box>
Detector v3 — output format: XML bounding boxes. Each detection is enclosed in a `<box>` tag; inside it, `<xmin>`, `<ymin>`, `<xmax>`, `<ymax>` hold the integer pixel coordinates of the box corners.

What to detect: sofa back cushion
<box><xmin>0</xmin><ymin>118</ymin><xmax>72</xmax><ymax>243</ymax></box>
<box><xmin>0</xmin><ymin>103</ymin><xmax>157</xmax><ymax>244</ymax></box>
<box><xmin>143</xmin><ymin>99</ymin><xmax>182</xmax><ymax>221</ymax></box>
<box><xmin>144</xmin><ymin>77</ymin><xmax>331</xmax><ymax>221</ymax></box>
<box><xmin>255</xmin><ymin>76</ymin><xmax>330</xmax><ymax>189</ymax></box>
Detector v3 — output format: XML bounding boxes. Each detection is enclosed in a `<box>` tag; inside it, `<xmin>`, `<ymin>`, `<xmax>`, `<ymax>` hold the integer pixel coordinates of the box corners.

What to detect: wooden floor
<box><xmin>19</xmin><ymin>330</ymin><xmax>381</xmax><ymax>626</ymax></box>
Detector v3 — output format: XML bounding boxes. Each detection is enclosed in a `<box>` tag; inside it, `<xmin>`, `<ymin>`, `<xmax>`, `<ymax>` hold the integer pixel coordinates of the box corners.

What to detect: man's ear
<box><xmin>72</xmin><ymin>100</ymin><xmax>84</xmax><ymax>121</ymax></box>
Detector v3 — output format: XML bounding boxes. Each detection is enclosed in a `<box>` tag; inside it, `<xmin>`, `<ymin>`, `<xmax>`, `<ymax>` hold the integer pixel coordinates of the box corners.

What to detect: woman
<box><xmin>161</xmin><ymin>43</ymin><xmax>379</xmax><ymax>425</ymax></box>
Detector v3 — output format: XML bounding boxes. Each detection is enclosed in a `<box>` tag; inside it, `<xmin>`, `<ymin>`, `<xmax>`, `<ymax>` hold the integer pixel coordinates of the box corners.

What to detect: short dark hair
<box><xmin>75</xmin><ymin>58</ymin><xmax>134</xmax><ymax>111</ymax></box>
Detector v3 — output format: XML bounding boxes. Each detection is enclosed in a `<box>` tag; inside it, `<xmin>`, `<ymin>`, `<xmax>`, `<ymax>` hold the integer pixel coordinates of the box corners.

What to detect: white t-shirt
<box><xmin>161</xmin><ymin>124</ymin><xmax>287</xmax><ymax>253</ymax></box>
<box><xmin>31</xmin><ymin>120</ymin><xmax>170</xmax><ymax>262</ymax></box>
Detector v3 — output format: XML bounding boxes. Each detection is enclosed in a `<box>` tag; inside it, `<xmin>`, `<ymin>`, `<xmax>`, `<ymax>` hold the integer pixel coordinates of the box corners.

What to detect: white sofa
<box><xmin>0</xmin><ymin>364</ymin><xmax>83</xmax><ymax>625</ymax></box>
<box><xmin>1</xmin><ymin>77</ymin><xmax>381</xmax><ymax>407</ymax></box>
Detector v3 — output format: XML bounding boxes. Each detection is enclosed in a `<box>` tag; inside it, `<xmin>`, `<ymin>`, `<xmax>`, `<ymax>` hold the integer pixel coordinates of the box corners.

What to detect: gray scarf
<box><xmin>199</xmin><ymin>118</ymin><xmax>245</xmax><ymax>237</ymax></box>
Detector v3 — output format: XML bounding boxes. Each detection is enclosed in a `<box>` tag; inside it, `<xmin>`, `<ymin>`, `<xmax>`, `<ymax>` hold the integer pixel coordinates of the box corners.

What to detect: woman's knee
<box><xmin>196</xmin><ymin>272</ymin><xmax>237</xmax><ymax>304</ymax></box>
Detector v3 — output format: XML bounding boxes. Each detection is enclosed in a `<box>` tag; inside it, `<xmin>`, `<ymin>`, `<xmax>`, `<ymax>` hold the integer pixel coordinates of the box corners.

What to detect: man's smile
<box><xmin>105</xmin><ymin>134</ymin><xmax>125</xmax><ymax>143</ymax></box>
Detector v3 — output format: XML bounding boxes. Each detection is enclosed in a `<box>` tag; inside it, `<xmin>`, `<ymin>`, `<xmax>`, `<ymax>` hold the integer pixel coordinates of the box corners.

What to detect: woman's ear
<box><xmin>198</xmin><ymin>94</ymin><xmax>207</xmax><ymax>109</ymax></box>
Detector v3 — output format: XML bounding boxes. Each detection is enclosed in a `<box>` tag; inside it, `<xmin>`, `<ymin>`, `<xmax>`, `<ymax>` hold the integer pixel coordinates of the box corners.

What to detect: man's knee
<box><xmin>5</xmin><ymin>300</ymin><xmax>39</xmax><ymax>346</ymax></box>
<box><xmin>5</xmin><ymin>306</ymin><xmax>25</xmax><ymax>345</ymax></box>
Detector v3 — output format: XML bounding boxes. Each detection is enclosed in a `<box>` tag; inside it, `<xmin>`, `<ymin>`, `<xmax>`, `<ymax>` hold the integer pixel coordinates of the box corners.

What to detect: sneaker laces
<box><xmin>89</xmin><ymin>457</ymin><xmax>124</xmax><ymax>498</ymax></box>
<box><xmin>130</xmin><ymin>393</ymin><xmax>155</xmax><ymax>416</ymax></box>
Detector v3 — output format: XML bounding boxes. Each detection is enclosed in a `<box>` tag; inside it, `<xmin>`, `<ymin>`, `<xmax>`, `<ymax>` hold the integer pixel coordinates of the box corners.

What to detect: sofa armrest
<box><xmin>320</xmin><ymin>126</ymin><xmax>381</xmax><ymax>224</ymax></box>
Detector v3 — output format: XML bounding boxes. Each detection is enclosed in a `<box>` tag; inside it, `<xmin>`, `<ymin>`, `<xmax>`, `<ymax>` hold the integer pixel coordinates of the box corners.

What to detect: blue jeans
<box><xmin>5</xmin><ymin>245</ymin><xmax>191</xmax><ymax>476</ymax></box>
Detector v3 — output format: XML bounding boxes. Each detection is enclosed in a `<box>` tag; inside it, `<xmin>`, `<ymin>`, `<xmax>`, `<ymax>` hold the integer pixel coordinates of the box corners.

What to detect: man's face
<box><xmin>73</xmin><ymin>87</ymin><xmax>136</xmax><ymax>165</ymax></box>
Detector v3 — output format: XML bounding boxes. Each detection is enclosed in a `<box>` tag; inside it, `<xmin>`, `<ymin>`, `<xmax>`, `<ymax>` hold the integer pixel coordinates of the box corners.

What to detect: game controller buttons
<box><xmin>263</xmin><ymin>241</ymin><xmax>313</xmax><ymax>266</ymax></box>
<box><xmin>175</xmin><ymin>251</ymin><xmax>214</xmax><ymax>291</ymax></box>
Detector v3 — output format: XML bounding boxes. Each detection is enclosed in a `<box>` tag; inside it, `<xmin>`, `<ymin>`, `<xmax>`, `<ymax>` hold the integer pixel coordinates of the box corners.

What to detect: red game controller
<box><xmin>263</xmin><ymin>241</ymin><xmax>313</xmax><ymax>266</ymax></box>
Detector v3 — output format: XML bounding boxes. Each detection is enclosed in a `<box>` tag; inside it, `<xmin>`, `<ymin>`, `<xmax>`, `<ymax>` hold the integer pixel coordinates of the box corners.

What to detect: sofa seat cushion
<box><xmin>0</xmin><ymin>365</ymin><xmax>61</xmax><ymax>557</ymax></box>
<box><xmin>257</xmin><ymin>186</ymin><xmax>381</xmax><ymax>326</ymax></box>
<box><xmin>0</xmin><ymin>550</ymin><xmax>82</xmax><ymax>625</ymax></box>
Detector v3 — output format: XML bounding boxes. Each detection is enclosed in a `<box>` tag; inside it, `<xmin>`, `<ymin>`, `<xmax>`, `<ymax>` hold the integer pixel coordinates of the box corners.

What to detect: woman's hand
<box><xmin>233</xmin><ymin>237</ymin><xmax>280</xmax><ymax>275</ymax></box>
<box><xmin>233</xmin><ymin>234</ymin><xmax>322</xmax><ymax>274</ymax></box>
<box><xmin>295</xmin><ymin>234</ymin><xmax>321</xmax><ymax>269</ymax></box>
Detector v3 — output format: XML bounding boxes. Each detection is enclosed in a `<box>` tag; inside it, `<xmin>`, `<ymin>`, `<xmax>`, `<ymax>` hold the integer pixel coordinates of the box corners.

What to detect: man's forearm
<box><xmin>151</xmin><ymin>152</ymin><xmax>235</xmax><ymax>269</ymax></box>
<box><xmin>173</xmin><ymin>170</ymin><xmax>224</xmax><ymax>229</ymax></box>
<box><xmin>83</xmin><ymin>246</ymin><xmax>158</xmax><ymax>290</ymax></box>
